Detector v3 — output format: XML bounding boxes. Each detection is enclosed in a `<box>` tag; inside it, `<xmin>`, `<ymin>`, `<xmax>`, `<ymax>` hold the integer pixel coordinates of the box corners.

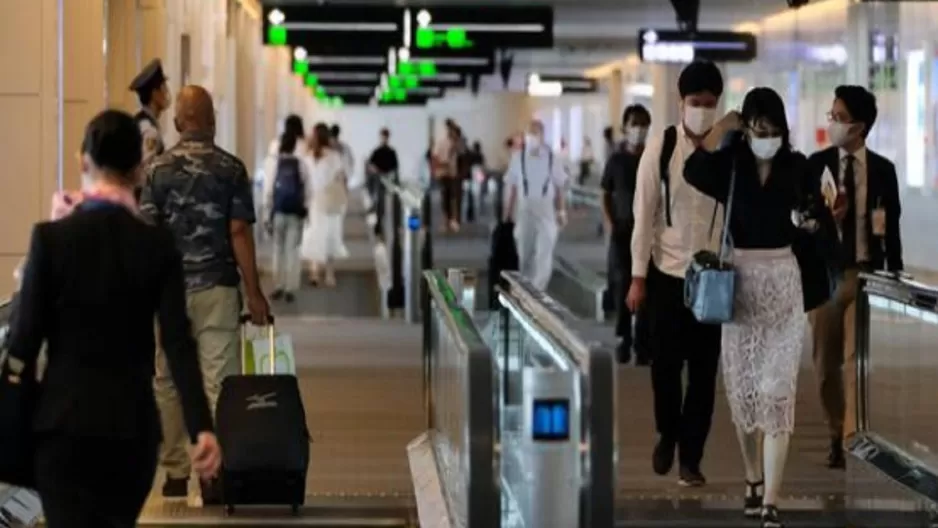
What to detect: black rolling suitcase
<box><xmin>216</xmin><ymin>315</ymin><xmax>310</xmax><ymax>515</ymax></box>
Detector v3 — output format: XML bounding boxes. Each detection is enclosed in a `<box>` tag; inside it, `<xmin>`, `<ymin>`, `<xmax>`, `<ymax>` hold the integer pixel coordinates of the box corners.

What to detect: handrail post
<box><xmin>388</xmin><ymin>175</ymin><xmax>405</xmax><ymax>312</ymax></box>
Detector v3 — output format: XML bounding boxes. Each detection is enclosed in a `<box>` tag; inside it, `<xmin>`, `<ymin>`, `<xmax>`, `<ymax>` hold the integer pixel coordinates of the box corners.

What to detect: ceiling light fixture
<box><xmin>293</xmin><ymin>47</ymin><xmax>308</xmax><ymax>61</ymax></box>
<box><xmin>268</xmin><ymin>8</ymin><xmax>285</xmax><ymax>26</ymax></box>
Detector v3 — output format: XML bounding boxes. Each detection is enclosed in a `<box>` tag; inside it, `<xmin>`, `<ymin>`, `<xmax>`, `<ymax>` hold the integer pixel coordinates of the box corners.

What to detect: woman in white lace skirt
<box><xmin>684</xmin><ymin>88</ymin><xmax>837</xmax><ymax>528</ymax></box>
<box><xmin>301</xmin><ymin>123</ymin><xmax>349</xmax><ymax>287</ymax></box>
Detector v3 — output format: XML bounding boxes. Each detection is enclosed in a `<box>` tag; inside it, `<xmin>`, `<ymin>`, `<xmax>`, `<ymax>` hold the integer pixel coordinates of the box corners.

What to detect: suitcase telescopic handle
<box><xmin>239</xmin><ymin>314</ymin><xmax>276</xmax><ymax>325</ymax></box>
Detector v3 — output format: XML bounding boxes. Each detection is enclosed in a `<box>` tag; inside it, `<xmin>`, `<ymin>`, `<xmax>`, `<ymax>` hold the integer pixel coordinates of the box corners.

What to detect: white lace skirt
<box><xmin>721</xmin><ymin>247</ymin><xmax>805</xmax><ymax>436</ymax></box>
<box><xmin>300</xmin><ymin>206</ymin><xmax>349</xmax><ymax>264</ymax></box>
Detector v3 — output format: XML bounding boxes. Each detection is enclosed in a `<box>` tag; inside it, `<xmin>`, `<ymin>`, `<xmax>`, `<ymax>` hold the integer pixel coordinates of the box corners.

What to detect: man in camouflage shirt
<box><xmin>140</xmin><ymin>85</ymin><xmax>270</xmax><ymax>501</ymax></box>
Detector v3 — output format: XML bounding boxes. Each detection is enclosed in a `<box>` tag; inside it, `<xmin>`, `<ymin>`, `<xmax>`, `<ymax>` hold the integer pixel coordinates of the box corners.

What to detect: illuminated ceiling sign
<box><xmin>264</xmin><ymin>5</ymin><xmax>403</xmax><ymax>52</ymax></box>
<box><xmin>407</xmin><ymin>5</ymin><xmax>553</xmax><ymax>50</ymax></box>
<box><xmin>637</xmin><ymin>29</ymin><xmax>757</xmax><ymax>64</ymax></box>
<box><xmin>404</xmin><ymin>48</ymin><xmax>495</xmax><ymax>75</ymax></box>
<box><xmin>536</xmin><ymin>75</ymin><xmax>598</xmax><ymax>93</ymax></box>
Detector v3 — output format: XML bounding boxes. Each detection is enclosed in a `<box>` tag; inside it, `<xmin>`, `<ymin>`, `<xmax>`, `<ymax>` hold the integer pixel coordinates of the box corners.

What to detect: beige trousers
<box><xmin>154</xmin><ymin>286</ymin><xmax>241</xmax><ymax>479</ymax></box>
<box><xmin>808</xmin><ymin>269</ymin><xmax>859</xmax><ymax>443</ymax></box>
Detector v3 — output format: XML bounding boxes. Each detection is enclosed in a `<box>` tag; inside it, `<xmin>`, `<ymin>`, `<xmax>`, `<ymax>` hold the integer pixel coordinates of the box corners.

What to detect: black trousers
<box><xmin>440</xmin><ymin>177</ymin><xmax>463</xmax><ymax>224</ymax></box>
<box><xmin>608</xmin><ymin>230</ymin><xmax>632</xmax><ymax>347</ymax></box>
<box><xmin>646</xmin><ymin>264</ymin><xmax>721</xmax><ymax>469</ymax></box>
<box><xmin>35</xmin><ymin>433</ymin><xmax>158</xmax><ymax>528</ymax></box>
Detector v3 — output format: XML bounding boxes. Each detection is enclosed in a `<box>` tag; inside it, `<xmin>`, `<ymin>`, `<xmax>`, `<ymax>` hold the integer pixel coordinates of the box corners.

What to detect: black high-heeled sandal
<box><xmin>744</xmin><ymin>480</ymin><xmax>764</xmax><ymax>518</ymax></box>
<box><xmin>761</xmin><ymin>504</ymin><xmax>783</xmax><ymax>528</ymax></box>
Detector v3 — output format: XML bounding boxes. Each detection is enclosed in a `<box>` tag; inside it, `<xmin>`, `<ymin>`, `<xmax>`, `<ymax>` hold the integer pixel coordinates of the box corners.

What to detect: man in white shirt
<box><xmin>626</xmin><ymin>60</ymin><xmax>725</xmax><ymax>487</ymax></box>
<box><xmin>504</xmin><ymin>119</ymin><xmax>569</xmax><ymax>289</ymax></box>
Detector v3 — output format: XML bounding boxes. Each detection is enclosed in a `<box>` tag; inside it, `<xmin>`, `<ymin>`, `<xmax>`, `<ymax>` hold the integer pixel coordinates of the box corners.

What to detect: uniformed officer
<box><xmin>504</xmin><ymin>119</ymin><xmax>569</xmax><ymax>290</ymax></box>
<box><xmin>129</xmin><ymin>58</ymin><xmax>171</xmax><ymax>166</ymax></box>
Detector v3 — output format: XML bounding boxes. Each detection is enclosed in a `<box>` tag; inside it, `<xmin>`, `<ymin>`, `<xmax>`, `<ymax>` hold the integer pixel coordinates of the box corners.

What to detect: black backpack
<box><xmin>272</xmin><ymin>157</ymin><xmax>306</xmax><ymax>217</ymax></box>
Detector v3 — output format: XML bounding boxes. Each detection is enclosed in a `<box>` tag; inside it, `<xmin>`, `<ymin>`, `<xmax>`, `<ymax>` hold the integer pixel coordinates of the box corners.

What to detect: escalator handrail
<box><xmin>850</xmin><ymin>271</ymin><xmax>938</xmax><ymax>507</ymax></box>
<box><xmin>498</xmin><ymin>271</ymin><xmax>608</xmax><ymax>373</ymax></box>
<box><xmin>422</xmin><ymin>270</ymin><xmax>499</xmax><ymax>528</ymax></box>
<box><xmin>380</xmin><ymin>174</ymin><xmax>424</xmax><ymax>210</ymax></box>
<box><xmin>553</xmin><ymin>254</ymin><xmax>606</xmax><ymax>293</ymax></box>
<box><xmin>568</xmin><ymin>184</ymin><xmax>601</xmax><ymax>208</ymax></box>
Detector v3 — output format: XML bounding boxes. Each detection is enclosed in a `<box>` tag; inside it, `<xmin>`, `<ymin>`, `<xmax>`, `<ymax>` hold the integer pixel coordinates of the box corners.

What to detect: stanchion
<box><xmin>387</xmin><ymin>178</ymin><xmax>405</xmax><ymax>311</ymax></box>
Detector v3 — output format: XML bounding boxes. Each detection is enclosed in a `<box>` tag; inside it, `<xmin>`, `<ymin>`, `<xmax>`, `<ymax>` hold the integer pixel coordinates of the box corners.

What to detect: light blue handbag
<box><xmin>684</xmin><ymin>164</ymin><xmax>737</xmax><ymax>324</ymax></box>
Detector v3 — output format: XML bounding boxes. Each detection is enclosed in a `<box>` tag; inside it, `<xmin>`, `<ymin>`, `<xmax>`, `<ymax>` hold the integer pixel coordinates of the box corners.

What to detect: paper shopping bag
<box><xmin>242</xmin><ymin>332</ymin><xmax>296</xmax><ymax>375</ymax></box>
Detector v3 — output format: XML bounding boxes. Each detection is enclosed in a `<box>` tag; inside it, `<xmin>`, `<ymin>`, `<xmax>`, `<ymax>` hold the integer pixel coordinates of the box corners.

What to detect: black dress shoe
<box><xmin>616</xmin><ymin>341</ymin><xmax>632</xmax><ymax>364</ymax></box>
<box><xmin>652</xmin><ymin>437</ymin><xmax>677</xmax><ymax>475</ymax></box>
<box><xmin>678</xmin><ymin>465</ymin><xmax>706</xmax><ymax>487</ymax></box>
<box><xmin>828</xmin><ymin>439</ymin><xmax>846</xmax><ymax>469</ymax></box>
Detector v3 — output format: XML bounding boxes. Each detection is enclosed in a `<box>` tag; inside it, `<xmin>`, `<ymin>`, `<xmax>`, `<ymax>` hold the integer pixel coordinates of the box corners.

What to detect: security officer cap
<box><xmin>129</xmin><ymin>58</ymin><xmax>167</xmax><ymax>93</ymax></box>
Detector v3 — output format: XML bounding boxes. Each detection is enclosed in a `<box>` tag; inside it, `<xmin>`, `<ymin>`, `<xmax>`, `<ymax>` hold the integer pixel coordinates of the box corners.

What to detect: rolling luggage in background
<box><xmin>216</xmin><ymin>315</ymin><xmax>310</xmax><ymax>515</ymax></box>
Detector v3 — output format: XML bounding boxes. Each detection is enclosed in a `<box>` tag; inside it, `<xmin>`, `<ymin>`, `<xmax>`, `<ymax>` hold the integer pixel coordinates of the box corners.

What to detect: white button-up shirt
<box><xmin>631</xmin><ymin>126</ymin><xmax>722</xmax><ymax>279</ymax></box>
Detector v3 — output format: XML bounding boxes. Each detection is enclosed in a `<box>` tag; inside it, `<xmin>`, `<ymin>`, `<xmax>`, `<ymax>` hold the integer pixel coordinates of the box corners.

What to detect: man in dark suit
<box><xmin>808</xmin><ymin>85</ymin><xmax>903</xmax><ymax>469</ymax></box>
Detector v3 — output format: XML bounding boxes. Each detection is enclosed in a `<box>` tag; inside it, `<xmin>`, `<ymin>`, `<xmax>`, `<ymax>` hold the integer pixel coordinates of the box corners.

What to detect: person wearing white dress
<box><xmin>301</xmin><ymin>123</ymin><xmax>349</xmax><ymax>287</ymax></box>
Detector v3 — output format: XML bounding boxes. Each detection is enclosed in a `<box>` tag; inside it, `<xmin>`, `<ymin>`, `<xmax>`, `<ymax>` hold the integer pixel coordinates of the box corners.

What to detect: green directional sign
<box><xmin>415</xmin><ymin>27</ymin><xmax>472</xmax><ymax>50</ymax></box>
<box><xmin>305</xmin><ymin>74</ymin><xmax>319</xmax><ymax>87</ymax></box>
<box><xmin>379</xmin><ymin>88</ymin><xmax>408</xmax><ymax>103</ymax></box>
<box><xmin>268</xmin><ymin>25</ymin><xmax>287</xmax><ymax>46</ymax></box>
<box><xmin>388</xmin><ymin>74</ymin><xmax>420</xmax><ymax>90</ymax></box>
<box><xmin>398</xmin><ymin>60</ymin><xmax>437</xmax><ymax>77</ymax></box>
<box><xmin>293</xmin><ymin>59</ymin><xmax>309</xmax><ymax>75</ymax></box>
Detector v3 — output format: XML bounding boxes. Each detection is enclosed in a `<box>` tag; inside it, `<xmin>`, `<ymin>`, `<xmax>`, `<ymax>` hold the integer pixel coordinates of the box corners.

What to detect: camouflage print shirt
<box><xmin>140</xmin><ymin>131</ymin><xmax>256</xmax><ymax>292</ymax></box>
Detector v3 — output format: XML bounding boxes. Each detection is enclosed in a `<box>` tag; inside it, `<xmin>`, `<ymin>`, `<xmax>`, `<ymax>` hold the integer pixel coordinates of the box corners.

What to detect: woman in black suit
<box><xmin>3</xmin><ymin>110</ymin><xmax>221</xmax><ymax>527</ymax></box>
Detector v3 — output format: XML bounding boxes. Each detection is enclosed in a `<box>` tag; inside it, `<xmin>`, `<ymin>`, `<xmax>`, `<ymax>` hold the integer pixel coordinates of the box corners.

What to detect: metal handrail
<box><xmin>550</xmin><ymin>255</ymin><xmax>607</xmax><ymax>323</ymax></box>
<box><xmin>413</xmin><ymin>270</ymin><xmax>499</xmax><ymax>528</ymax></box>
<box><xmin>569</xmin><ymin>184</ymin><xmax>602</xmax><ymax>209</ymax></box>
<box><xmin>850</xmin><ymin>271</ymin><xmax>938</xmax><ymax>507</ymax></box>
<box><xmin>496</xmin><ymin>271</ymin><xmax>616</xmax><ymax>527</ymax></box>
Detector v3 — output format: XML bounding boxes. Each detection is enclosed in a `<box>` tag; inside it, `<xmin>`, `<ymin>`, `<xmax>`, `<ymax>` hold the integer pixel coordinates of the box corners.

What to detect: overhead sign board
<box><xmin>408</xmin><ymin>5</ymin><xmax>553</xmax><ymax>50</ymax></box>
<box><xmin>536</xmin><ymin>75</ymin><xmax>598</xmax><ymax>93</ymax></box>
<box><xmin>405</xmin><ymin>48</ymin><xmax>496</xmax><ymax>75</ymax></box>
<box><xmin>637</xmin><ymin>29</ymin><xmax>757</xmax><ymax>64</ymax></box>
<box><xmin>263</xmin><ymin>5</ymin><xmax>404</xmax><ymax>52</ymax></box>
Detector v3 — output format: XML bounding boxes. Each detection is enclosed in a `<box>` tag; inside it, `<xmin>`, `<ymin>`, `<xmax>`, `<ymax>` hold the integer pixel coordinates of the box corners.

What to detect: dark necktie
<box><xmin>842</xmin><ymin>154</ymin><xmax>857</xmax><ymax>266</ymax></box>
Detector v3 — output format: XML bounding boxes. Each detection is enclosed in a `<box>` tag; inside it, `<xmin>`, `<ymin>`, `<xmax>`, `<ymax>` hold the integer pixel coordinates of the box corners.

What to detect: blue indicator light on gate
<box><xmin>531</xmin><ymin>399</ymin><xmax>570</xmax><ymax>441</ymax></box>
<box><xmin>407</xmin><ymin>214</ymin><xmax>421</xmax><ymax>231</ymax></box>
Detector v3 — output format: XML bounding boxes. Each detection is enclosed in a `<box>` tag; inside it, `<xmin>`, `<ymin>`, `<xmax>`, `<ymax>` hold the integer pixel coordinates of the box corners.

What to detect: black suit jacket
<box><xmin>7</xmin><ymin>203</ymin><xmax>213</xmax><ymax>442</ymax></box>
<box><xmin>807</xmin><ymin>146</ymin><xmax>903</xmax><ymax>272</ymax></box>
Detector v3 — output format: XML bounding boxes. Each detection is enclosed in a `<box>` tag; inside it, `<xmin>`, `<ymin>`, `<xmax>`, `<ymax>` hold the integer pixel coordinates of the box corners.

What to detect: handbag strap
<box><xmin>717</xmin><ymin>160</ymin><xmax>737</xmax><ymax>265</ymax></box>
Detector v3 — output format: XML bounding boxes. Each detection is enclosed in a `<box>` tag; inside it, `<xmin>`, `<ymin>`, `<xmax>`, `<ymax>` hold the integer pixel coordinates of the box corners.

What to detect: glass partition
<box><xmin>486</xmin><ymin>271</ymin><xmax>615</xmax><ymax>528</ymax></box>
<box><xmin>409</xmin><ymin>270</ymin><xmax>498</xmax><ymax>528</ymax></box>
<box><xmin>847</xmin><ymin>272</ymin><xmax>938</xmax><ymax>524</ymax></box>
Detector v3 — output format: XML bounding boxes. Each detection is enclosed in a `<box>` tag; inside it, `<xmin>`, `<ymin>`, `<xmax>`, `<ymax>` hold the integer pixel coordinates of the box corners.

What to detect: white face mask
<box><xmin>683</xmin><ymin>106</ymin><xmax>717</xmax><ymax>135</ymax></box>
<box><xmin>624</xmin><ymin>126</ymin><xmax>648</xmax><ymax>147</ymax></box>
<box><xmin>749</xmin><ymin>136</ymin><xmax>782</xmax><ymax>160</ymax></box>
<box><xmin>827</xmin><ymin>122</ymin><xmax>852</xmax><ymax>147</ymax></box>
<box><xmin>524</xmin><ymin>134</ymin><xmax>541</xmax><ymax>148</ymax></box>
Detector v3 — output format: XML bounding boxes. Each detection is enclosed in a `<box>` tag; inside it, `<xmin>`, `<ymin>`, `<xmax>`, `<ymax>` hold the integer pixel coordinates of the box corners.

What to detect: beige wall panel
<box><xmin>63</xmin><ymin>0</ymin><xmax>104</xmax><ymax>102</ymax></box>
<box><xmin>0</xmin><ymin>1</ymin><xmax>43</xmax><ymax>95</ymax></box>
<box><xmin>106</xmin><ymin>0</ymin><xmax>138</xmax><ymax>111</ymax></box>
<box><xmin>0</xmin><ymin>96</ymin><xmax>43</xmax><ymax>254</ymax></box>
